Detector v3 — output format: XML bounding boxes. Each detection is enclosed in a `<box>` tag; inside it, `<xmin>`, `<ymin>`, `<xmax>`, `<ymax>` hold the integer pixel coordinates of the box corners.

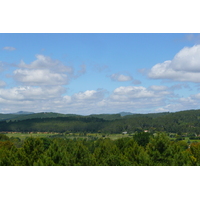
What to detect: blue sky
<box><xmin>1</xmin><ymin>2</ymin><xmax>200</xmax><ymax>194</ymax></box>
<box><xmin>1</xmin><ymin>33</ymin><xmax>200</xmax><ymax>114</ymax></box>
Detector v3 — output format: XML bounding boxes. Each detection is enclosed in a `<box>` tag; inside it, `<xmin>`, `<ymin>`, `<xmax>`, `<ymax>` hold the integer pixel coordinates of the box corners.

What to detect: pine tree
<box><xmin>20</xmin><ymin>137</ymin><xmax>45</xmax><ymax>165</ymax></box>
<box><xmin>123</xmin><ymin>139</ymin><xmax>150</xmax><ymax>166</ymax></box>
<box><xmin>43</xmin><ymin>140</ymin><xmax>70</xmax><ymax>166</ymax></box>
<box><xmin>146</xmin><ymin>133</ymin><xmax>173</xmax><ymax>165</ymax></box>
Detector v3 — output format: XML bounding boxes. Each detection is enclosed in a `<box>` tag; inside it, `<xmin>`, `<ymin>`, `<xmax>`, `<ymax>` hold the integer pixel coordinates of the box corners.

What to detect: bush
<box><xmin>0</xmin><ymin>134</ymin><xmax>10</xmax><ymax>141</ymax></box>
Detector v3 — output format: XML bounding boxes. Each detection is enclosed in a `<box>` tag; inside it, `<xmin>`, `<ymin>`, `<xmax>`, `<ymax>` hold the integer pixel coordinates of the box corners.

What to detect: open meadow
<box><xmin>3</xmin><ymin>132</ymin><xmax>132</xmax><ymax>141</ymax></box>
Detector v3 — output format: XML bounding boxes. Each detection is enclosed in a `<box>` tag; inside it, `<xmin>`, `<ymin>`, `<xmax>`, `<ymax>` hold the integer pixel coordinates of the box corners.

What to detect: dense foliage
<box><xmin>1</xmin><ymin>109</ymin><xmax>200</xmax><ymax>135</ymax></box>
<box><xmin>0</xmin><ymin>132</ymin><xmax>199</xmax><ymax>166</ymax></box>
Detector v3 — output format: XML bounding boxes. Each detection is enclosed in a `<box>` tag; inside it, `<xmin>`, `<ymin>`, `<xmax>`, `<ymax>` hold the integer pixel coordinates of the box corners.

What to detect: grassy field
<box><xmin>5</xmin><ymin>132</ymin><xmax>200</xmax><ymax>143</ymax></box>
<box><xmin>170</xmin><ymin>136</ymin><xmax>200</xmax><ymax>143</ymax></box>
<box><xmin>3</xmin><ymin>132</ymin><xmax>132</xmax><ymax>140</ymax></box>
<box><xmin>5</xmin><ymin>132</ymin><xmax>56</xmax><ymax>140</ymax></box>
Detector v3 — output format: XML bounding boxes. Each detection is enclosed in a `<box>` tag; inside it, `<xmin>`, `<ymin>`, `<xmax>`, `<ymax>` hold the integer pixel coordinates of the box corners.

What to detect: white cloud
<box><xmin>155</xmin><ymin>107</ymin><xmax>170</xmax><ymax>112</ymax></box>
<box><xmin>110</xmin><ymin>73</ymin><xmax>141</xmax><ymax>84</ymax></box>
<box><xmin>72</xmin><ymin>89</ymin><xmax>105</xmax><ymax>102</ymax></box>
<box><xmin>0</xmin><ymin>85</ymin><xmax>165</xmax><ymax>114</ymax></box>
<box><xmin>18</xmin><ymin>55</ymin><xmax>72</xmax><ymax>72</ymax></box>
<box><xmin>110</xmin><ymin>86</ymin><xmax>171</xmax><ymax>102</ymax></box>
<box><xmin>111</xmin><ymin>86</ymin><xmax>153</xmax><ymax>101</ymax></box>
<box><xmin>0</xmin><ymin>83</ymin><xmax>181</xmax><ymax>115</ymax></box>
<box><xmin>89</xmin><ymin>85</ymin><xmax>173</xmax><ymax>114</ymax></box>
<box><xmin>155</xmin><ymin>91</ymin><xmax>200</xmax><ymax>113</ymax></box>
<box><xmin>13</xmin><ymin>54</ymin><xmax>82</xmax><ymax>86</ymax></box>
<box><xmin>73</xmin><ymin>86</ymin><xmax>172</xmax><ymax>114</ymax></box>
<box><xmin>110</xmin><ymin>73</ymin><xmax>133</xmax><ymax>82</ymax></box>
<box><xmin>192</xmin><ymin>93</ymin><xmax>200</xmax><ymax>99</ymax></box>
<box><xmin>0</xmin><ymin>86</ymin><xmax>65</xmax><ymax>101</ymax></box>
<box><xmin>3</xmin><ymin>46</ymin><xmax>16</xmax><ymax>51</ymax></box>
<box><xmin>14</xmin><ymin>69</ymin><xmax>69</xmax><ymax>86</ymax></box>
<box><xmin>43</xmin><ymin>89</ymin><xmax>107</xmax><ymax>115</ymax></box>
<box><xmin>148</xmin><ymin>45</ymin><xmax>200</xmax><ymax>82</ymax></box>
<box><xmin>0</xmin><ymin>54</ymin><xmax>90</xmax><ymax>114</ymax></box>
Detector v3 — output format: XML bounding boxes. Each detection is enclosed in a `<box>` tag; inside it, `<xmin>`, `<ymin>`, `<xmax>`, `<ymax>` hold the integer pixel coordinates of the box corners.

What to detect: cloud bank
<box><xmin>148</xmin><ymin>45</ymin><xmax>200</xmax><ymax>82</ymax></box>
<box><xmin>1</xmin><ymin>48</ymin><xmax>200</xmax><ymax>115</ymax></box>
<box><xmin>11</xmin><ymin>54</ymin><xmax>87</xmax><ymax>86</ymax></box>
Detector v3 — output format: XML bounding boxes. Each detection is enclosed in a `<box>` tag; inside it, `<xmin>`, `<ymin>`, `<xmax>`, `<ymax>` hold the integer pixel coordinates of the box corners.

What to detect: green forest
<box><xmin>1</xmin><ymin>109</ymin><xmax>200</xmax><ymax>166</ymax></box>
<box><xmin>0</xmin><ymin>132</ymin><xmax>200</xmax><ymax>166</ymax></box>
<box><xmin>2</xmin><ymin>109</ymin><xmax>200</xmax><ymax>135</ymax></box>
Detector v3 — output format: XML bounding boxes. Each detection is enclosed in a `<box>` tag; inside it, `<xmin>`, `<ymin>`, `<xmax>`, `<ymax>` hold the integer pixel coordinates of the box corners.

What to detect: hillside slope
<box><xmin>0</xmin><ymin>109</ymin><xmax>200</xmax><ymax>134</ymax></box>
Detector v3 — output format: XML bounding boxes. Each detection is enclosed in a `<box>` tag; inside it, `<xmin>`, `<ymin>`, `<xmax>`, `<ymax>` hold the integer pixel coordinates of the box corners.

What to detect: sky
<box><xmin>1</xmin><ymin>1</ymin><xmax>200</xmax><ymax>198</ymax></box>
<box><xmin>1</xmin><ymin>33</ymin><xmax>200</xmax><ymax>115</ymax></box>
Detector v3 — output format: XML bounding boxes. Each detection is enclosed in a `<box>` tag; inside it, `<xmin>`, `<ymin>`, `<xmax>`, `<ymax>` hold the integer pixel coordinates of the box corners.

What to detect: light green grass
<box><xmin>5</xmin><ymin>132</ymin><xmax>56</xmax><ymax>140</ymax></box>
<box><xmin>4</xmin><ymin>132</ymin><xmax>132</xmax><ymax>140</ymax></box>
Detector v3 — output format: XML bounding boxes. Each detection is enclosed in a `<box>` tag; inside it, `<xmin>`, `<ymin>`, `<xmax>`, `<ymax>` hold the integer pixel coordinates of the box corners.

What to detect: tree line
<box><xmin>1</xmin><ymin>109</ymin><xmax>200</xmax><ymax>135</ymax></box>
<box><xmin>0</xmin><ymin>132</ymin><xmax>200</xmax><ymax>166</ymax></box>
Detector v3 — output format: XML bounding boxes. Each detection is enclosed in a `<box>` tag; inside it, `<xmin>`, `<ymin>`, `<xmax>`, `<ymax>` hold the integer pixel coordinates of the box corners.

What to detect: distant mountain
<box><xmin>2</xmin><ymin>112</ymin><xmax>82</xmax><ymax>122</ymax></box>
<box><xmin>0</xmin><ymin>111</ymin><xmax>34</xmax><ymax>121</ymax></box>
<box><xmin>0</xmin><ymin>114</ymin><xmax>19</xmax><ymax>121</ymax></box>
<box><xmin>14</xmin><ymin>111</ymin><xmax>35</xmax><ymax>115</ymax></box>
<box><xmin>0</xmin><ymin>110</ymin><xmax>171</xmax><ymax>122</ymax></box>
<box><xmin>119</xmin><ymin>112</ymin><xmax>134</xmax><ymax>116</ymax></box>
<box><xmin>89</xmin><ymin>113</ymin><xmax>121</xmax><ymax>120</ymax></box>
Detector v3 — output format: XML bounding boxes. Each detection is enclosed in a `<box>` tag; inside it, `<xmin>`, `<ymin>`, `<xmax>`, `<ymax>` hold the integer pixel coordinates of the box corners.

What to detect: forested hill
<box><xmin>89</xmin><ymin>114</ymin><xmax>121</xmax><ymax>120</ymax></box>
<box><xmin>0</xmin><ymin>111</ymin><xmax>170</xmax><ymax>122</ymax></box>
<box><xmin>0</xmin><ymin>112</ymin><xmax>80</xmax><ymax>122</ymax></box>
<box><xmin>0</xmin><ymin>109</ymin><xmax>200</xmax><ymax>134</ymax></box>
